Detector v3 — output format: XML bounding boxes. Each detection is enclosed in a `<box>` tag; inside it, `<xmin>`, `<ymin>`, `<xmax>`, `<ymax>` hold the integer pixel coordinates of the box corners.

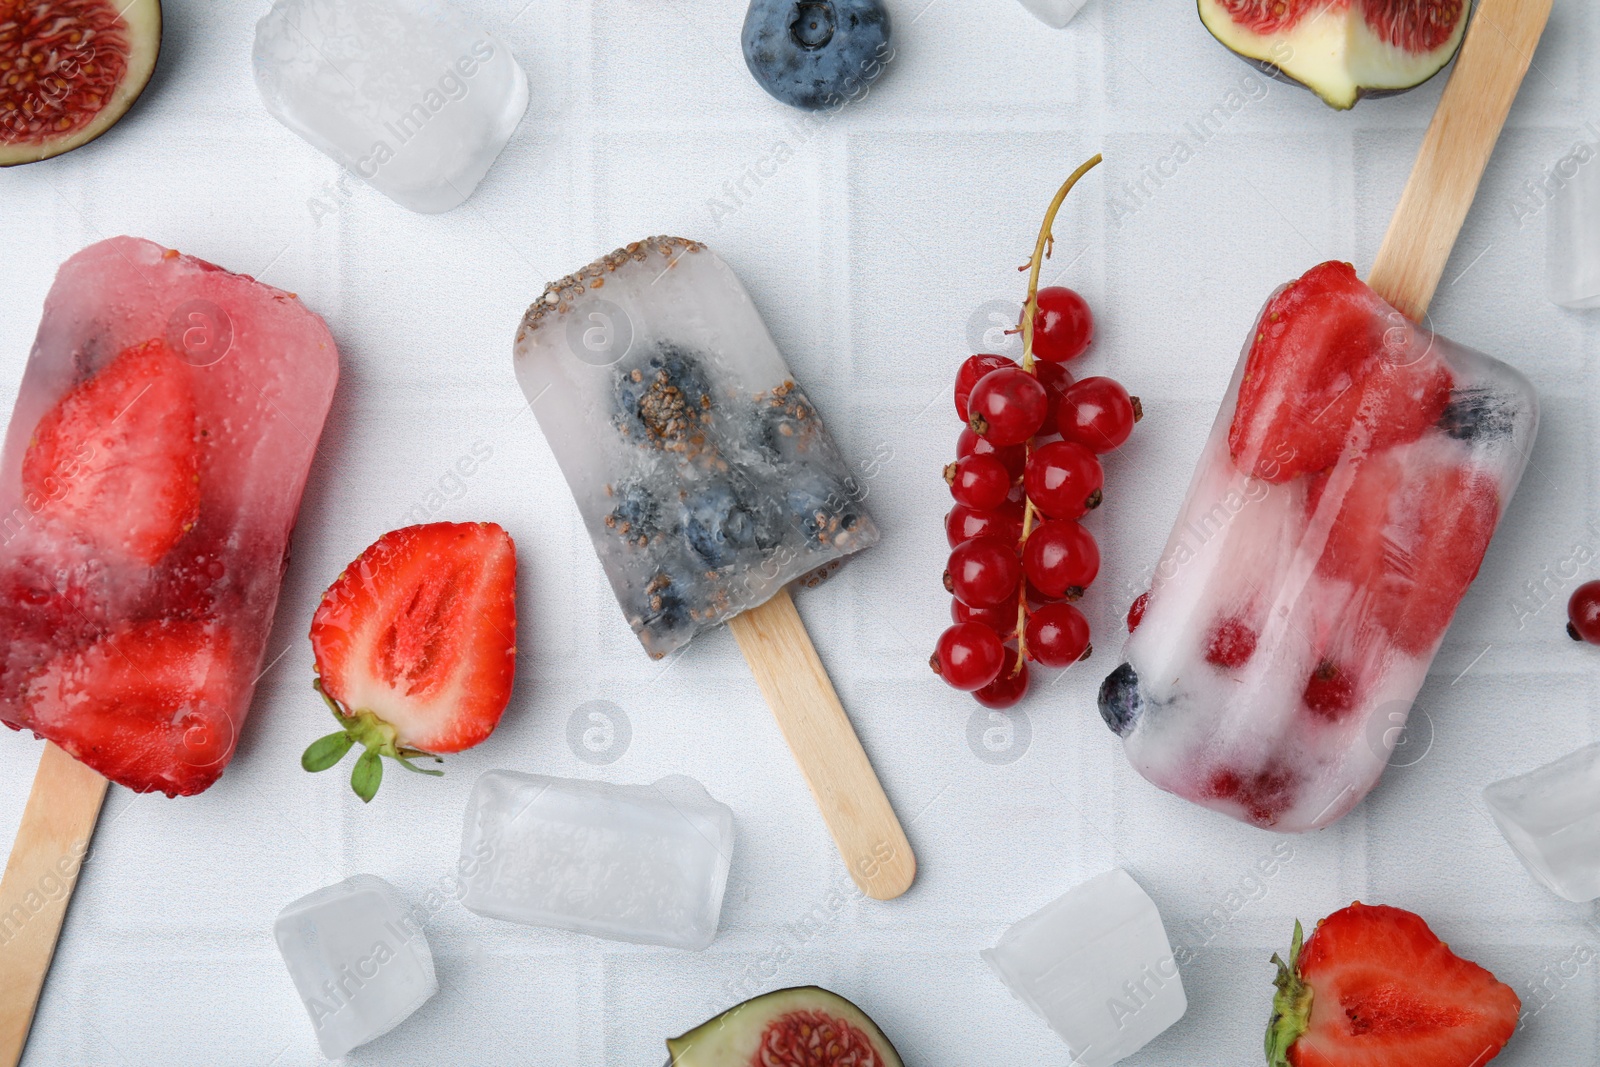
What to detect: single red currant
<box><xmin>944</xmin><ymin>537</ymin><xmax>1022</xmax><ymax>607</ymax></box>
<box><xmin>1021</xmin><ymin>519</ymin><xmax>1099</xmax><ymax>598</ymax></box>
<box><xmin>954</xmin><ymin>353</ymin><xmax>1015</xmax><ymax>422</ymax></box>
<box><xmin>1127</xmin><ymin>591</ymin><xmax>1150</xmax><ymax>632</ymax></box>
<box><xmin>944</xmin><ymin>453</ymin><xmax>1012</xmax><ymax>511</ymax></box>
<box><xmin>945</xmin><ymin>503</ymin><xmax>1024</xmax><ymax>548</ymax></box>
<box><xmin>930</xmin><ymin>623</ymin><xmax>1005</xmax><ymax>690</ymax></box>
<box><xmin>1026</xmin><ymin>602</ymin><xmax>1091</xmax><ymax>668</ymax></box>
<box><xmin>1057</xmin><ymin>376</ymin><xmax>1141</xmax><ymax>453</ymax></box>
<box><xmin>952</xmin><ymin>593</ymin><xmax>1020</xmax><ymax>631</ymax></box>
<box><xmin>1032</xmin><ymin>286</ymin><xmax>1093</xmax><ymax>363</ymax></box>
<box><xmin>1568</xmin><ymin>580</ymin><xmax>1600</xmax><ymax>643</ymax></box>
<box><xmin>1023</xmin><ymin>441</ymin><xmax>1104</xmax><ymax>520</ymax></box>
<box><xmin>957</xmin><ymin>425</ymin><xmax>1026</xmax><ymax>478</ymax></box>
<box><xmin>967</xmin><ymin>367</ymin><xmax>1048</xmax><ymax>446</ymax></box>
<box><xmin>1203</xmin><ymin>616</ymin><xmax>1258</xmax><ymax>669</ymax></box>
<box><xmin>973</xmin><ymin>646</ymin><xmax>1029</xmax><ymax>708</ymax></box>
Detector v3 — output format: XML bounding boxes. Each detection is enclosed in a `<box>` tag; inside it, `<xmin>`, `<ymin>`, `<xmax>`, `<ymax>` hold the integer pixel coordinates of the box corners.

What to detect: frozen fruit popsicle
<box><xmin>0</xmin><ymin>237</ymin><xmax>340</xmax><ymax>795</ymax></box>
<box><xmin>1099</xmin><ymin>0</ymin><xmax>1550</xmax><ymax>832</ymax></box>
<box><xmin>512</xmin><ymin>238</ymin><xmax>913</xmax><ymax>900</ymax></box>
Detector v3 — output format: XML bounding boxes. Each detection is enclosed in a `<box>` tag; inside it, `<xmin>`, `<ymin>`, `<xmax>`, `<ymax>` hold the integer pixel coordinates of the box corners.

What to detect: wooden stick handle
<box><xmin>728</xmin><ymin>587</ymin><xmax>915</xmax><ymax>900</ymax></box>
<box><xmin>1367</xmin><ymin>0</ymin><xmax>1553</xmax><ymax>320</ymax></box>
<box><xmin>0</xmin><ymin>743</ymin><xmax>107</xmax><ymax>1067</ymax></box>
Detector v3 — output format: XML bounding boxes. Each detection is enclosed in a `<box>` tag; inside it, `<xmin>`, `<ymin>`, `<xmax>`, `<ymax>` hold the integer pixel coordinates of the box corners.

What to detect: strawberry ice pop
<box><xmin>0</xmin><ymin>237</ymin><xmax>339</xmax><ymax>795</ymax></box>
<box><xmin>1099</xmin><ymin>261</ymin><xmax>1536</xmax><ymax>831</ymax></box>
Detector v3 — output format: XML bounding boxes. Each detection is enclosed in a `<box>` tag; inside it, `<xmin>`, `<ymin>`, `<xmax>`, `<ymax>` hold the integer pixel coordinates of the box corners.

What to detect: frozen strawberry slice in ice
<box><xmin>24</xmin><ymin>620</ymin><xmax>237</xmax><ymax>796</ymax></box>
<box><xmin>22</xmin><ymin>338</ymin><xmax>200</xmax><ymax>564</ymax></box>
<box><xmin>1228</xmin><ymin>261</ymin><xmax>1453</xmax><ymax>483</ymax></box>
<box><xmin>1314</xmin><ymin>445</ymin><xmax>1500</xmax><ymax>656</ymax></box>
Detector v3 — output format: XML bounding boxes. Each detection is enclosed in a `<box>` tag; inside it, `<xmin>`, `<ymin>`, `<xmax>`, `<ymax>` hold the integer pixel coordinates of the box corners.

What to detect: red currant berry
<box><xmin>973</xmin><ymin>647</ymin><xmax>1029</xmax><ymax>708</ymax></box>
<box><xmin>957</xmin><ymin>425</ymin><xmax>1026</xmax><ymax>478</ymax></box>
<box><xmin>1022</xmin><ymin>520</ymin><xmax>1099</xmax><ymax>598</ymax></box>
<box><xmin>967</xmin><ymin>367</ymin><xmax>1048</xmax><ymax>446</ymax></box>
<box><xmin>1127</xmin><ymin>591</ymin><xmax>1150</xmax><ymax>632</ymax></box>
<box><xmin>1303</xmin><ymin>660</ymin><xmax>1358</xmax><ymax>721</ymax></box>
<box><xmin>1023</xmin><ymin>441</ymin><xmax>1104</xmax><ymax>520</ymax></box>
<box><xmin>1026</xmin><ymin>602</ymin><xmax>1091</xmax><ymax>668</ymax></box>
<box><xmin>954</xmin><ymin>353</ymin><xmax>1015</xmax><ymax>422</ymax></box>
<box><xmin>952</xmin><ymin>594</ymin><xmax>1020</xmax><ymax>632</ymax></box>
<box><xmin>944</xmin><ymin>454</ymin><xmax>1011</xmax><ymax>511</ymax></box>
<box><xmin>1036</xmin><ymin>360</ymin><xmax>1075</xmax><ymax>430</ymax></box>
<box><xmin>1032</xmin><ymin>286</ymin><xmax>1093</xmax><ymax>364</ymax></box>
<box><xmin>1058</xmin><ymin>376</ymin><xmax>1141</xmax><ymax>453</ymax></box>
<box><xmin>945</xmin><ymin>503</ymin><xmax>1023</xmax><ymax>548</ymax></box>
<box><xmin>930</xmin><ymin>623</ymin><xmax>1005</xmax><ymax>691</ymax></box>
<box><xmin>945</xmin><ymin>537</ymin><xmax>1022</xmax><ymax>607</ymax></box>
<box><xmin>1568</xmin><ymin>580</ymin><xmax>1600</xmax><ymax>643</ymax></box>
<box><xmin>1203</xmin><ymin>616</ymin><xmax>1258</xmax><ymax>669</ymax></box>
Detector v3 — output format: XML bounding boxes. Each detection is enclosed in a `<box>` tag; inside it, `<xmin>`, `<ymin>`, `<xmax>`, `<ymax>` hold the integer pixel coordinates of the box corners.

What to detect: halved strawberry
<box><xmin>303</xmin><ymin>522</ymin><xmax>517</xmax><ymax>802</ymax></box>
<box><xmin>1314</xmin><ymin>448</ymin><xmax>1500</xmax><ymax>655</ymax></box>
<box><xmin>1229</xmin><ymin>262</ymin><xmax>1452</xmax><ymax>483</ymax></box>
<box><xmin>21</xmin><ymin>338</ymin><xmax>200</xmax><ymax>564</ymax></box>
<box><xmin>1266</xmin><ymin>903</ymin><xmax>1520</xmax><ymax>1067</ymax></box>
<box><xmin>23</xmin><ymin>619</ymin><xmax>236</xmax><ymax>797</ymax></box>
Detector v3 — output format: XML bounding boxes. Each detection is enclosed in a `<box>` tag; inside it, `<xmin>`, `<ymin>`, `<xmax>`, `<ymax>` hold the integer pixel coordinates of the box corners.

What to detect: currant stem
<box><xmin>1014</xmin><ymin>153</ymin><xmax>1103</xmax><ymax>671</ymax></box>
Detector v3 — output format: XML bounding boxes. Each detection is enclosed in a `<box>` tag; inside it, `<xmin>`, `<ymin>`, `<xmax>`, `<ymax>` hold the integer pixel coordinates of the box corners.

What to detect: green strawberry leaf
<box><xmin>351</xmin><ymin>749</ymin><xmax>383</xmax><ymax>803</ymax></box>
<box><xmin>301</xmin><ymin>731</ymin><xmax>355</xmax><ymax>772</ymax></box>
<box><xmin>1265</xmin><ymin>919</ymin><xmax>1311</xmax><ymax>1067</ymax></box>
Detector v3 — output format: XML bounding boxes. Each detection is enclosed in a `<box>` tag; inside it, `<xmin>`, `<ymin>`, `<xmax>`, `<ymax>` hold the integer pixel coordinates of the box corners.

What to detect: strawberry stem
<box><xmin>1013</xmin><ymin>153</ymin><xmax>1103</xmax><ymax>669</ymax></box>
<box><xmin>1264</xmin><ymin>919</ymin><xmax>1311</xmax><ymax>1067</ymax></box>
<box><xmin>302</xmin><ymin>679</ymin><xmax>444</xmax><ymax>802</ymax></box>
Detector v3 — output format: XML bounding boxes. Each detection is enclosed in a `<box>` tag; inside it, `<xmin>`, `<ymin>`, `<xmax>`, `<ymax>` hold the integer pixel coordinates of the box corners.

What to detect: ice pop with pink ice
<box><xmin>0</xmin><ymin>237</ymin><xmax>339</xmax><ymax>795</ymax></box>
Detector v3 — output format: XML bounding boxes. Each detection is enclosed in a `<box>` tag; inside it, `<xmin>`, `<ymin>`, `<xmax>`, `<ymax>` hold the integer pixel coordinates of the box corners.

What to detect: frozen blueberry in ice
<box><xmin>1439</xmin><ymin>387</ymin><xmax>1519</xmax><ymax>443</ymax></box>
<box><xmin>1099</xmin><ymin>663</ymin><xmax>1143</xmax><ymax>736</ymax></box>
<box><xmin>604</xmin><ymin>482</ymin><xmax>661</xmax><ymax>546</ymax></box>
<box><xmin>784</xmin><ymin>472</ymin><xmax>861</xmax><ymax>547</ymax></box>
<box><xmin>750</xmin><ymin>381</ymin><xmax>823</xmax><ymax>463</ymax></box>
<box><xmin>741</xmin><ymin>0</ymin><xmax>892</xmax><ymax>111</ymax></box>
<box><xmin>614</xmin><ymin>347</ymin><xmax>717</xmax><ymax>454</ymax></box>
<box><xmin>631</xmin><ymin>566</ymin><xmax>694</xmax><ymax>638</ymax></box>
<box><xmin>679</xmin><ymin>481</ymin><xmax>771</xmax><ymax>568</ymax></box>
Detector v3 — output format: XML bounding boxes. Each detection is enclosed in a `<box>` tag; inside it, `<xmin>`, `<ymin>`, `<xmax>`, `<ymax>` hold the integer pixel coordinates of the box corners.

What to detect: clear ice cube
<box><xmin>1547</xmin><ymin>152</ymin><xmax>1600</xmax><ymax>309</ymax></box>
<box><xmin>1484</xmin><ymin>742</ymin><xmax>1600</xmax><ymax>902</ymax></box>
<box><xmin>511</xmin><ymin>237</ymin><xmax>879</xmax><ymax>658</ymax></box>
<box><xmin>253</xmin><ymin>0</ymin><xmax>529</xmax><ymax>213</ymax></box>
<box><xmin>982</xmin><ymin>869</ymin><xmax>1186</xmax><ymax>1067</ymax></box>
<box><xmin>274</xmin><ymin>875</ymin><xmax>437</xmax><ymax>1059</ymax></box>
<box><xmin>459</xmin><ymin>770</ymin><xmax>735</xmax><ymax>950</ymax></box>
<box><xmin>1016</xmin><ymin>0</ymin><xmax>1089</xmax><ymax>27</ymax></box>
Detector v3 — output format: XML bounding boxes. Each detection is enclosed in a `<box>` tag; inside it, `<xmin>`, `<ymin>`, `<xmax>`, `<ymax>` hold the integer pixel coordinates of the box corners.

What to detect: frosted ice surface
<box><xmin>983</xmin><ymin>869</ymin><xmax>1186</xmax><ymax>1067</ymax></box>
<box><xmin>459</xmin><ymin>770</ymin><xmax>735</xmax><ymax>950</ymax></box>
<box><xmin>512</xmin><ymin>238</ymin><xmax>879</xmax><ymax>658</ymax></box>
<box><xmin>1547</xmin><ymin>151</ymin><xmax>1600</xmax><ymax>309</ymax></box>
<box><xmin>1485</xmin><ymin>742</ymin><xmax>1600</xmax><ymax>902</ymax></box>
<box><xmin>1016</xmin><ymin>0</ymin><xmax>1089</xmax><ymax>28</ymax></box>
<box><xmin>253</xmin><ymin>0</ymin><xmax>528</xmax><ymax>213</ymax></box>
<box><xmin>274</xmin><ymin>875</ymin><xmax>437</xmax><ymax>1059</ymax></box>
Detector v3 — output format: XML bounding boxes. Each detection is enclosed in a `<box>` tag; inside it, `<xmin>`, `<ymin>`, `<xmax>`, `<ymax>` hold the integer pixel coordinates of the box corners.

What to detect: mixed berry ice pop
<box><xmin>1100</xmin><ymin>261</ymin><xmax>1536</xmax><ymax>831</ymax></box>
<box><xmin>0</xmin><ymin>237</ymin><xmax>339</xmax><ymax>795</ymax></box>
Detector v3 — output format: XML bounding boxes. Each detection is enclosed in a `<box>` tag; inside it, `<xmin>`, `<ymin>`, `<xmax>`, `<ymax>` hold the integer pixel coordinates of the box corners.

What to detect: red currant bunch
<box><xmin>932</xmin><ymin>155</ymin><xmax>1144</xmax><ymax>710</ymax></box>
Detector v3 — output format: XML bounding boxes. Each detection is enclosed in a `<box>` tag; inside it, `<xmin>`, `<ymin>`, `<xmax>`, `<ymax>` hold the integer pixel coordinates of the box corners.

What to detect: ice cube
<box><xmin>253</xmin><ymin>0</ymin><xmax>529</xmax><ymax>213</ymax></box>
<box><xmin>982</xmin><ymin>869</ymin><xmax>1186</xmax><ymax>1067</ymax></box>
<box><xmin>459</xmin><ymin>770</ymin><xmax>735</xmax><ymax>950</ymax></box>
<box><xmin>1484</xmin><ymin>742</ymin><xmax>1600</xmax><ymax>902</ymax></box>
<box><xmin>1547</xmin><ymin>151</ymin><xmax>1600</xmax><ymax>309</ymax></box>
<box><xmin>274</xmin><ymin>875</ymin><xmax>437</xmax><ymax>1059</ymax></box>
<box><xmin>1016</xmin><ymin>0</ymin><xmax>1090</xmax><ymax>28</ymax></box>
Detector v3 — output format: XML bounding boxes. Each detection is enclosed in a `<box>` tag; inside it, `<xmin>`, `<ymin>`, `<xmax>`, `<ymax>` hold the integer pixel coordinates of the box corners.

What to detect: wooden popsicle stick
<box><xmin>0</xmin><ymin>743</ymin><xmax>107</xmax><ymax>1067</ymax></box>
<box><xmin>728</xmin><ymin>587</ymin><xmax>915</xmax><ymax>900</ymax></box>
<box><xmin>1367</xmin><ymin>0</ymin><xmax>1553</xmax><ymax>319</ymax></box>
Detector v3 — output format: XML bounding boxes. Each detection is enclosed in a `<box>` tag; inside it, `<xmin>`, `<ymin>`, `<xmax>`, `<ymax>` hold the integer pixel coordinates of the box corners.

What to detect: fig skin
<box><xmin>0</xmin><ymin>0</ymin><xmax>163</xmax><ymax>167</ymax></box>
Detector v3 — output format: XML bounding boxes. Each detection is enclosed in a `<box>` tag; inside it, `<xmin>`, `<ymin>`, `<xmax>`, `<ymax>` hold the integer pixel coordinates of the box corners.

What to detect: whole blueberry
<box><xmin>741</xmin><ymin>0</ymin><xmax>893</xmax><ymax>111</ymax></box>
<box><xmin>679</xmin><ymin>481</ymin><xmax>770</xmax><ymax>568</ymax></box>
<box><xmin>1098</xmin><ymin>663</ymin><xmax>1144</xmax><ymax>737</ymax></box>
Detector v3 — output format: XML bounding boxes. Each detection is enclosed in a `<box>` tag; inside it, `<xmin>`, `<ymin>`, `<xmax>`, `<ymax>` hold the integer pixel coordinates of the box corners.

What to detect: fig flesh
<box><xmin>666</xmin><ymin>986</ymin><xmax>903</xmax><ymax>1067</ymax></box>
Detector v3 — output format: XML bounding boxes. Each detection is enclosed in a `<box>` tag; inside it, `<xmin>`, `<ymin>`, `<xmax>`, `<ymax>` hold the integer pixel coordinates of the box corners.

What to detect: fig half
<box><xmin>1198</xmin><ymin>0</ymin><xmax>1468</xmax><ymax>110</ymax></box>
<box><xmin>0</xmin><ymin>0</ymin><xmax>162</xmax><ymax>166</ymax></box>
<box><xmin>666</xmin><ymin>986</ymin><xmax>904</xmax><ymax>1066</ymax></box>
